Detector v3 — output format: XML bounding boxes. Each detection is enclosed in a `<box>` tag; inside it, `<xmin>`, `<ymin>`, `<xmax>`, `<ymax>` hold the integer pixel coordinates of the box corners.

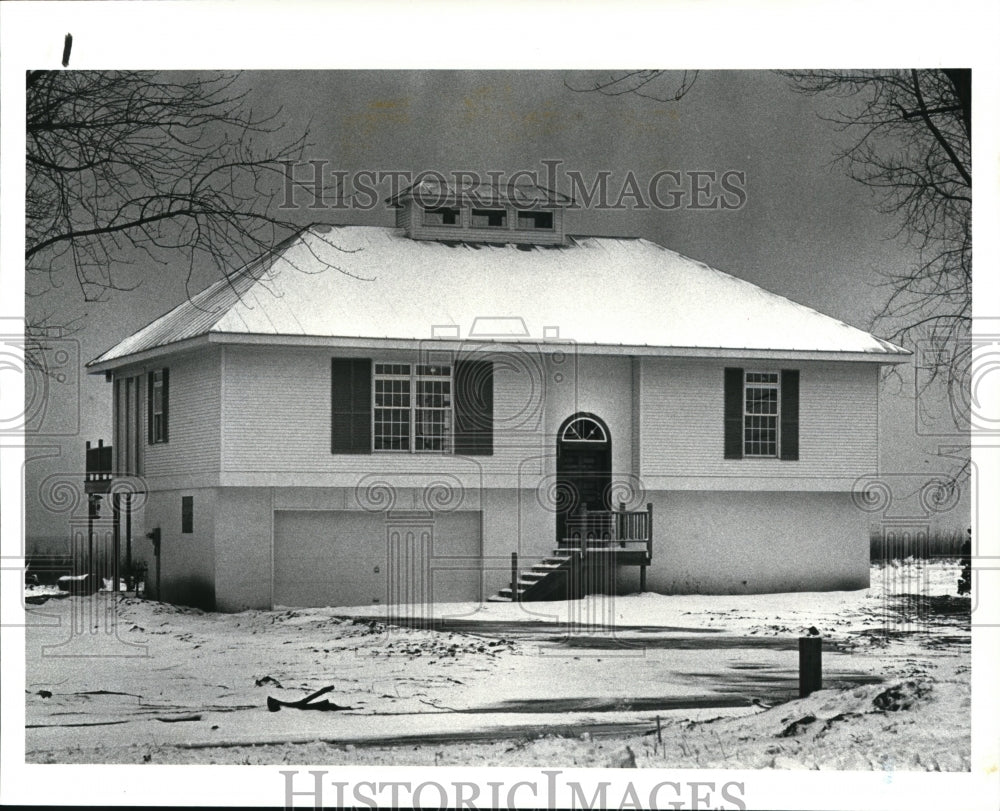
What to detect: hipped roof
<box><xmin>88</xmin><ymin>225</ymin><xmax>909</xmax><ymax>369</ymax></box>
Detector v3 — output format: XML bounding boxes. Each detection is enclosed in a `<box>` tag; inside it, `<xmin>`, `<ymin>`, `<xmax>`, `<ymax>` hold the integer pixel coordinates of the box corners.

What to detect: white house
<box><xmin>86</xmin><ymin>181</ymin><xmax>910</xmax><ymax>611</ymax></box>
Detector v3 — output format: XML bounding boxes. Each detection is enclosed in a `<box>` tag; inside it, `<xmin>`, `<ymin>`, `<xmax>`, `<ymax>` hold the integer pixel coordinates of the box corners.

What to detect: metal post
<box><xmin>511</xmin><ymin>552</ymin><xmax>518</xmax><ymax>602</ymax></box>
<box><xmin>124</xmin><ymin>494</ymin><xmax>132</xmax><ymax>592</ymax></box>
<box><xmin>112</xmin><ymin>492</ymin><xmax>120</xmax><ymax>596</ymax></box>
<box><xmin>148</xmin><ymin>527</ymin><xmax>161</xmax><ymax>600</ymax></box>
<box><xmin>799</xmin><ymin>636</ymin><xmax>822</xmax><ymax>697</ymax></box>
<box><xmin>646</xmin><ymin>502</ymin><xmax>653</xmax><ymax>562</ymax></box>
<box><xmin>87</xmin><ymin>494</ymin><xmax>97</xmax><ymax>581</ymax></box>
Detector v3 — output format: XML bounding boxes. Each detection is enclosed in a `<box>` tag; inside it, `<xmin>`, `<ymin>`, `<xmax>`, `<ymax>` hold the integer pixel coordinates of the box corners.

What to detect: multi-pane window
<box><xmin>374</xmin><ymin>363</ymin><xmax>453</xmax><ymax>452</ymax></box>
<box><xmin>743</xmin><ymin>372</ymin><xmax>779</xmax><ymax>457</ymax></box>
<box><xmin>415</xmin><ymin>364</ymin><xmax>452</xmax><ymax>451</ymax></box>
<box><xmin>517</xmin><ymin>210</ymin><xmax>553</xmax><ymax>230</ymax></box>
<box><xmin>150</xmin><ymin>369</ymin><xmax>167</xmax><ymax>444</ymax></box>
<box><xmin>471</xmin><ymin>208</ymin><xmax>507</xmax><ymax>228</ymax></box>
<box><xmin>424</xmin><ymin>206</ymin><xmax>461</xmax><ymax>226</ymax></box>
<box><xmin>374</xmin><ymin>363</ymin><xmax>411</xmax><ymax>451</ymax></box>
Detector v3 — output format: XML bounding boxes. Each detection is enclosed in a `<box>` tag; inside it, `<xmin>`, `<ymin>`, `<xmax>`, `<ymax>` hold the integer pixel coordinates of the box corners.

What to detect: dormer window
<box><xmin>517</xmin><ymin>210</ymin><xmax>553</xmax><ymax>230</ymax></box>
<box><xmin>471</xmin><ymin>208</ymin><xmax>507</xmax><ymax>228</ymax></box>
<box><xmin>389</xmin><ymin>180</ymin><xmax>570</xmax><ymax>245</ymax></box>
<box><xmin>425</xmin><ymin>206</ymin><xmax>461</xmax><ymax>227</ymax></box>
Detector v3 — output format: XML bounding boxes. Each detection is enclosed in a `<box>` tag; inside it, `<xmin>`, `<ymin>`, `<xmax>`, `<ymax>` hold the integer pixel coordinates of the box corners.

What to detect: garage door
<box><xmin>273</xmin><ymin>510</ymin><xmax>482</xmax><ymax>608</ymax></box>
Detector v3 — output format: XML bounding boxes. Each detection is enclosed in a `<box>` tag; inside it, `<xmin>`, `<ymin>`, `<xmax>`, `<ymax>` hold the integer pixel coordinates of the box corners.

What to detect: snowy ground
<box><xmin>24</xmin><ymin>561</ymin><xmax>970</xmax><ymax>768</ymax></box>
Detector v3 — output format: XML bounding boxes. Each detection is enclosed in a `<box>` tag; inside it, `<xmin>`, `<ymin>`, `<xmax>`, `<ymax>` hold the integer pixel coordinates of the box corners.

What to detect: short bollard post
<box><xmin>511</xmin><ymin>552</ymin><xmax>519</xmax><ymax>603</ymax></box>
<box><xmin>799</xmin><ymin>636</ymin><xmax>822</xmax><ymax>697</ymax></box>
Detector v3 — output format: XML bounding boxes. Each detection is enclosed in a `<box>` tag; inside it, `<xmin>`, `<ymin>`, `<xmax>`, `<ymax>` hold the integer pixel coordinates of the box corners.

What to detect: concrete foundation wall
<box><xmin>213</xmin><ymin>488</ymin><xmax>274</xmax><ymax>612</ymax></box>
<box><xmin>616</xmin><ymin>490</ymin><xmax>870</xmax><ymax>595</ymax></box>
<box><xmin>200</xmin><ymin>485</ymin><xmax>560</xmax><ymax>610</ymax></box>
<box><xmin>142</xmin><ymin>488</ymin><xmax>216</xmax><ymax>609</ymax></box>
<box><xmin>138</xmin><ymin>484</ymin><xmax>870</xmax><ymax>611</ymax></box>
<box><xmin>481</xmin><ymin>488</ymin><xmax>556</xmax><ymax>598</ymax></box>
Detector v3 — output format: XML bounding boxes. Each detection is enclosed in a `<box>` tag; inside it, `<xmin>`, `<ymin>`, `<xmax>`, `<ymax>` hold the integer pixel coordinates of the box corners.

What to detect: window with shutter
<box><xmin>333</xmin><ymin>357</ymin><xmax>493</xmax><ymax>455</ymax></box>
<box><xmin>147</xmin><ymin>368</ymin><xmax>169</xmax><ymax>444</ymax></box>
<box><xmin>724</xmin><ymin>366</ymin><xmax>799</xmax><ymax>460</ymax></box>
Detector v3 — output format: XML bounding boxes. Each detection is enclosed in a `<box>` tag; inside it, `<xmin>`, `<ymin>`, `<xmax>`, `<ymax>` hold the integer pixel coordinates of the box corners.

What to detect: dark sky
<box><xmin>24</xmin><ymin>70</ymin><xmax>970</xmax><ymax>540</ymax></box>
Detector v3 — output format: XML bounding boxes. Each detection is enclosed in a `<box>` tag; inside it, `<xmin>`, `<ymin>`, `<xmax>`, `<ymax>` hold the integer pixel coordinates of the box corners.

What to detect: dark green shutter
<box><xmin>723</xmin><ymin>367</ymin><xmax>743</xmax><ymax>459</ymax></box>
<box><xmin>331</xmin><ymin>358</ymin><xmax>371</xmax><ymax>454</ymax></box>
<box><xmin>779</xmin><ymin>369</ymin><xmax>799</xmax><ymax>461</ymax></box>
<box><xmin>147</xmin><ymin>371</ymin><xmax>154</xmax><ymax>443</ymax></box>
<box><xmin>161</xmin><ymin>368</ymin><xmax>169</xmax><ymax>443</ymax></box>
<box><xmin>181</xmin><ymin>496</ymin><xmax>193</xmax><ymax>534</ymax></box>
<box><xmin>454</xmin><ymin>360</ymin><xmax>493</xmax><ymax>456</ymax></box>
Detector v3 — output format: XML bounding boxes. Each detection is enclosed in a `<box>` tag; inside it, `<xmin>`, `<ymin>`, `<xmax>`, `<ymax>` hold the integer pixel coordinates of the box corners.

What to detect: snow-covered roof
<box><xmin>88</xmin><ymin>224</ymin><xmax>909</xmax><ymax>369</ymax></box>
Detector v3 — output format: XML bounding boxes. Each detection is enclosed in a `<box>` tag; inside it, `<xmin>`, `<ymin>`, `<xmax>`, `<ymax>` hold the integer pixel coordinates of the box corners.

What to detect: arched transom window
<box><xmin>561</xmin><ymin>416</ymin><xmax>608</xmax><ymax>443</ymax></box>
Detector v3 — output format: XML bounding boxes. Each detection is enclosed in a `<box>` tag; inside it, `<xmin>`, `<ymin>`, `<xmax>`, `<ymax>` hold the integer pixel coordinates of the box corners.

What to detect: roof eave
<box><xmin>85</xmin><ymin>334</ymin><xmax>214</xmax><ymax>375</ymax></box>
<box><xmin>98</xmin><ymin>330</ymin><xmax>910</xmax><ymax>363</ymax></box>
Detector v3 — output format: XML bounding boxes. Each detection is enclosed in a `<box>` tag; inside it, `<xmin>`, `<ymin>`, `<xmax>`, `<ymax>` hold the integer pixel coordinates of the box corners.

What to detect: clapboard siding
<box><xmin>222</xmin><ymin>346</ymin><xmax>542</xmax><ymax>475</ymax></box>
<box><xmin>640</xmin><ymin>358</ymin><xmax>877</xmax><ymax>481</ymax></box>
<box><xmin>543</xmin><ymin>353</ymin><xmax>635</xmax><ymax>480</ymax></box>
<box><xmin>219</xmin><ymin>348</ymin><xmax>877</xmax><ymax>484</ymax></box>
<box><xmin>144</xmin><ymin>350</ymin><xmax>221</xmax><ymax>477</ymax></box>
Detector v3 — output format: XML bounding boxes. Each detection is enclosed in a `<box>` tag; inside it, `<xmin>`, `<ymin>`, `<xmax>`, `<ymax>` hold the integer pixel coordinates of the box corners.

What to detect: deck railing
<box><xmin>85</xmin><ymin>439</ymin><xmax>113</xmax><ymax>484</ymax></box>
<box><xmin>565</xmin><ymin>502</ymin><xmax>653</xmax><ymax>563</ymax></box>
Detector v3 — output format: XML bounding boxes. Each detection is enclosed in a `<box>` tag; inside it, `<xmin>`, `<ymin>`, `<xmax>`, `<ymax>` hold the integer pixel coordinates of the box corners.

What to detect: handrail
<box><xmin>565</xmin><ymin>502</ymin><xmax>653</xmax><ymax>561</ymax></box>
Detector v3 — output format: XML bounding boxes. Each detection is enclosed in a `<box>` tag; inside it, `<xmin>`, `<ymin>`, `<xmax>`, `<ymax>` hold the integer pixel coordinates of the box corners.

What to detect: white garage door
<box><xmin>273</xmin><ymin>510</ymin><xmax>482</xmax><ymax>608</ymax></box>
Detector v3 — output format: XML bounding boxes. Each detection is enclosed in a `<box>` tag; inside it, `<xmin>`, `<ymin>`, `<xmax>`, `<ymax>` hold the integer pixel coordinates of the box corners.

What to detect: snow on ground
<box><xmin>24</xmin><ymin>561</ymin><xmax>970</xmax><ymax>768</ymax></box>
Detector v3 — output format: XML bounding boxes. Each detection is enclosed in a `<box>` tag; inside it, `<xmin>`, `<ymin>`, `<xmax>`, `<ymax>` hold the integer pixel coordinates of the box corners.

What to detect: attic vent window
<box><xmin>517</xmin><ymin>210</ymin><xmax>553</xmax><ymax>230</ymax></box>
<box><xmin>425</xmin><ymin>206</ymin><xmax>461</xmax><ymax>226</ymax></box>
<box><xmin>471</xmin><ymin>208</ymin><xmax>507</xmax><ymax>228</ymax></box>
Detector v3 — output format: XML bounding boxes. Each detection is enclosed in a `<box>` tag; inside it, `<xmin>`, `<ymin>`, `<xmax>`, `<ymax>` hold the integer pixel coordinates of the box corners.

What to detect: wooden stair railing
<box><xmin>489</xmin><ymin>503</ymin><xmax>653</xmax><ymax>602</ymax></box>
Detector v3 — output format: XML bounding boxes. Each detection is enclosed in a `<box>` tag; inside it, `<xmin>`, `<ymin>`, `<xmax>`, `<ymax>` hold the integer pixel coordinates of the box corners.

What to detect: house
<box><xmin>86</xmin><ymin>180</ymin><xmax>910</xmax><ymax>611</ymax></box>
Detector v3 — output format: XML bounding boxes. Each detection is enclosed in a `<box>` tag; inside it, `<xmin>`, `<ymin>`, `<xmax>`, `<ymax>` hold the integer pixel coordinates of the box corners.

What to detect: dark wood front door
<box><xmin>556</xmin><ymin>414</ymin><xmax>612</xmax><ymax>543</ymax></box>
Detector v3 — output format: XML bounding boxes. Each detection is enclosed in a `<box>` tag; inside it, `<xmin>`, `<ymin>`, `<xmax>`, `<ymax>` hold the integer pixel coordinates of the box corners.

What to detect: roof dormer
<box><xmin>388</xmin><ymin>178</ymin><xmax>571</xmax><ymax>246</ymax></box>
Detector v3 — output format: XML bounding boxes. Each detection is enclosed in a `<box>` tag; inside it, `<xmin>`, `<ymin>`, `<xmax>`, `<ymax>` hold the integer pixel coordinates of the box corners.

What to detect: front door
<box><xmin>556</xmin><ymin>413</ymin><xmax>612</xmax><ymax>544</ymax></box>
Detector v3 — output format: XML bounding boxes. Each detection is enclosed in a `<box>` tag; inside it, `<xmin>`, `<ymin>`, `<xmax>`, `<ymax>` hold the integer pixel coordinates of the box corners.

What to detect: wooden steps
<box><xmin>487</xmin><ymin>547</ymin><xmax>642</xmax><ymax>602</ymax></box>
<box><xmin>487</xmin><ymin>551</ymin><xmax>576</xmax><ymax>602</ymax></box>
<box><xmin>488</xmin><ymin>504</ymin><xmax>654</xmax><ymax>602</ymax></box>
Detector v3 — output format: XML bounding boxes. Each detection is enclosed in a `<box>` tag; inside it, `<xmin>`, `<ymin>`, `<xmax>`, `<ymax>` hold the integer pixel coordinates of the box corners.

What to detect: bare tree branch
<box><xmin>567</xmin><ymin>68</ymin><xmax>972</xmax><ymax>483</ymax></box>
<box><xmin>25</xmin><ymin>70</ymin><xmax>357</xmax><ymax>368</ymax></box>
<box><xmin>780</xmin><ymin>69</ymin><xmax>971</xmax><ymax>482</ymax></box>
<box><xmin>564</xmin><ymin>70</ymin><xmax>699</xmax><ymax>103</ymax></box>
